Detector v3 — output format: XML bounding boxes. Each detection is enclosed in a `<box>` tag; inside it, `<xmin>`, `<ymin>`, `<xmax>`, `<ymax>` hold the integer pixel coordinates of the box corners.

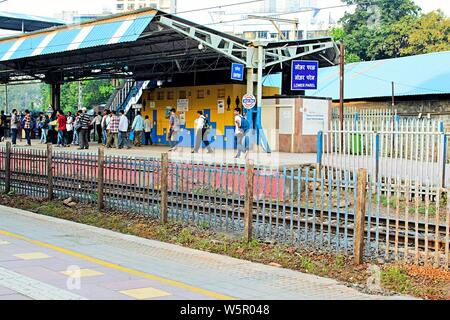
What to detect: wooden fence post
<box><xmin>97</xmin><ymin>147</ymin><xmax>105</xmax><ymax>211</ymax></box>
<box><xmin>354</xmin><ymin>168</ymin><xmax>367</xmax><ymax>265</ymax></box>
<box><xmin>5</xmin><ymin>142</ymin><xmax>11</xmax><ymax>194</ymax></box>
<box><xmin>244</xmin><ymin>161</ymin><xmax>254</xmax><ymax>243</ymax></box>
<box><xmin>47</xmin><ymin>143</ymin><xmax>53</xmax><ymax>200</ymax></box>
<box><xmin>160</xmin><ymin>153</ymin><xmax>169</xmax><ymax>224</ymax></box>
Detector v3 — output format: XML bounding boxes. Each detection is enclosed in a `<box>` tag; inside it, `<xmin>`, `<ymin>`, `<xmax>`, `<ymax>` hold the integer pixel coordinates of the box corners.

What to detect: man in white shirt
<box><xmin>91</xmin><ymin>112</ymin><xmax>103</xmax><ymax>144</ymax></box>
<box><xmin>234</xmin><ymin>107</ymin><xmax>248</xmax><ymax>159</ymax></box>
<box><xmin>101</xmin><ymin>110</ymin><xmax>110</xmax><ymax>146</ymax></box>
<box><xmin>66</xmin><ymin>111</ymin><xmax>74</xmax><ymax>146</ymax></box>
<box><xmin>118</xmin><ymin>110</ymin><xmax>132</xmax><ymax>149</ymax></box>
<box><xmin>192</xmin><ymin>111</ymin><xmax>213</xmax><ymax>154</ymax></box>
<box><xmin>144</xmin><ymin>115</ymin><xmax>153</xmax><ymax>145</ymax></box>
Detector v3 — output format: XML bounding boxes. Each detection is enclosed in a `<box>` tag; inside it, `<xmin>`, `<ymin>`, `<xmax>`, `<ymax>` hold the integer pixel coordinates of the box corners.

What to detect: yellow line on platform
<box><xmin>0</xmin><ymin>229</ymin><xmax>235</xmax><ymax>300</ymax></box>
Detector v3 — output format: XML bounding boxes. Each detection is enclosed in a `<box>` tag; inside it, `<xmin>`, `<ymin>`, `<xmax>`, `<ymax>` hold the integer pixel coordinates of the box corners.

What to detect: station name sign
<box><xmin>291</xmin><ymin>60</ymin><xmax>319</xmax><ymax>90</ymax></box>
<box><xmin>231</xmin><ymin>63</ymin><xmax>244</xmax><ymax>81</ymax></box>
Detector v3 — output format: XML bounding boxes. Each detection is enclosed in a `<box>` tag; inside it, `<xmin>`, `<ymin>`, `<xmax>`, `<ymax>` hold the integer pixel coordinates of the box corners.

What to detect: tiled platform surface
<box><xmin>0</xmin><ymin>206</ymin><xmax>415</xmax><ymax>300</ymax></box>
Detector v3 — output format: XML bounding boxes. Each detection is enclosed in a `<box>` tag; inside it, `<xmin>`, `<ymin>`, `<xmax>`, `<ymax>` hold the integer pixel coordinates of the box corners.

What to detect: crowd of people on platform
<box><xmin>166</xmin><ymin>106</ymin><xmax>250</xmax><ymax>158</ymax></box>
<box><xmin>5</xmin><ymin>107</ymin><xmax>154</xmax><ymax>150</ymax></box>
<box><xmin>2</xmin><ymin>105</ymin><xmax>251</xmax><ymax>158</ymax></box>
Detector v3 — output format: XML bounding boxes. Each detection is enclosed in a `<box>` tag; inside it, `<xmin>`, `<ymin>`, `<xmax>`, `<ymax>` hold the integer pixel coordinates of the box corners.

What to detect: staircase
<box><xmin>107</xmin><ymin>80</ymin><xmax>150</xmax><ymax>114</ymax></box>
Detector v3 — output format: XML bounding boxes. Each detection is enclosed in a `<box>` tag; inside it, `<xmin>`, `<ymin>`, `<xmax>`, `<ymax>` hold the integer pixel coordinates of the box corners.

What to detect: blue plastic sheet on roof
<box><xmin>309</xmin><ymin>51</ymin><xmax>450</xmax><ymax>100</ymax></box>
<box><xmin>0</xmin><ymin>13</ymin><xmax>155</xmax><ymax>61</ymax></box>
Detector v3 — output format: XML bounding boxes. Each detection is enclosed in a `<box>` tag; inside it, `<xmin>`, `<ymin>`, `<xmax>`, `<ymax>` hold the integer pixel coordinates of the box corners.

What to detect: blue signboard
<box><xmin>291</xmin><ymin>60</ymin><xmax>319</xmax><ymax>90</ymax></box>
<box><xmin>231</xmin><ymin>63</ymin><xmax>244</xmax><ymax>81</ymax></box>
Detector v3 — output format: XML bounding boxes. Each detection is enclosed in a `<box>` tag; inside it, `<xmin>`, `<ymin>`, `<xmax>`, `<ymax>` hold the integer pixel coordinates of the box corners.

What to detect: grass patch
<box><xmin>381</xmin><ymin>264</ymin><xmax>449</xmax><ymax>299</ymax></box>
<box><xmin>381</xmin><ymin>266</ymin><xmax>412</xmax><ymax>294</ymax></box>
<box><xmin>334</xmin><ymin>255</ymin><xmax>346</xmax><ymax>269</ymax></box>
<box><xmin>299</xmin><ymin>256</ymin><xmax>316</xmax><ymax>273</ymax></box>
<box><xmin>178</xmin><ymin>228</ymin><xmax>196</xmax><ymax>245</ymax></box>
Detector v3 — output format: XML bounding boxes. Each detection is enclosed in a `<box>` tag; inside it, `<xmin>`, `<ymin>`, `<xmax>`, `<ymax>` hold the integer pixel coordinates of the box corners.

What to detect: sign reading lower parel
<box><xmin>291</xmin><ymin>60</ymin><xmax>319</xmax><ymax>90</ymax></box>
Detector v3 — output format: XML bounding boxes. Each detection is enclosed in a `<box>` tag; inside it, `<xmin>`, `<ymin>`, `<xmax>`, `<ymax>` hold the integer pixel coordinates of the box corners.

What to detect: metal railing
<box><xmin>318</xmin><ymin>118</ymin><xmax>447</xmax><ymax>188</ymax></box>
<box><xmin>107</xmin><ymin>80</ymin><xmax>150</xmax><ymax>114</ymax></box>
<box><xmin>0</xmin><ymin>144</ymin><xmax>448</xmax><ymax>269</ymax></box>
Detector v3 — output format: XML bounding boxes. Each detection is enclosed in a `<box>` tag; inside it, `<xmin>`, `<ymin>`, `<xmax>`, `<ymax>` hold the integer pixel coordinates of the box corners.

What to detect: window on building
<box><xmin>148</xmin><ymin>91</ymin><xmax>154</xmax><ymax>100</ymax></box>
<box><xmin>127</xmin><ymin>3</ymin><xmax>135</xmax><ymax>10</ymax></box>
<box><xmin>116</xmin><ymin>4</ymin><xmax>124</xmax><ymax>10</ymax></box>
<box><xmin>217</xmin><ymin>89</ymin><xmax>225</xmax><ymax>98</ymax></box>
<box><xmin>167</xmin><ymin>91</ymin><xmax>174</xmax><ymax>100</ymax></box>
<box><xmin>179</xmin><ymin>91</ymin><xmax>187</xmax><ymax>99</ymax></box>
<box><xmin>197</xmin><ymin>90</ymin><xmax>205</xmax><ymax>99</ymax></box>
<box><xmin>157</xmin><ymin>91</ymin><xmax>165</xmax><ymax>100</ymax></box>
<box><xmin>257</xmin><ymin>31</ymin><xmax>268</xmax><ymax>39</ymax></box>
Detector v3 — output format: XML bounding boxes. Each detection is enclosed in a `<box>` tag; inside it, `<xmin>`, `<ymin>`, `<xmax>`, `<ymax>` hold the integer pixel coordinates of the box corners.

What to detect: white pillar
<box><xmin>246</xmin><ymin>68</ymin><xmax>254</xmax><ymax>95</ymax></box>
<box><xmin>256</xmin><ymin>45</ymin><xmax>263</xmax><ymax>110</ymax></box>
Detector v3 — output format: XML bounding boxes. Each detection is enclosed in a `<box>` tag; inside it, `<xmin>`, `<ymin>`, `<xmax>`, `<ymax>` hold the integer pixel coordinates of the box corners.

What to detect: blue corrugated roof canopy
<box><xmin>309</xmin><ymin>51</ymin><xmax>450</xmax><ymax>100</ymax></box>
<box><xmin>0</xmin><ymin>11</ymin><xmax>155</xmax><ymax>61</ymax></box>
<box><xmin>0</xmin><ymin>8</ymin><xmax>254</xmax><ymax>84</ymax></box>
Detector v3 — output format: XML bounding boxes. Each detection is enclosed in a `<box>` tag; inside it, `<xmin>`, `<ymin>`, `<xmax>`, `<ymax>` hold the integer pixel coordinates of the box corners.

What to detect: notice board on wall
<box><xmin>279</xmin><ymin>107</ymin><xmax>293</xmax><ymax>135</ymax></box>
<box><xmin>302</xmin><ymin>99</ymin><xmax>329</xmax><ymax>135</ymax></box>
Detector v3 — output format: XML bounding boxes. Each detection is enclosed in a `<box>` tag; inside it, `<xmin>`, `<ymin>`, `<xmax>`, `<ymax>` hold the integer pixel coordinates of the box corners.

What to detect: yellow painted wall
<box><xmin>141</xmin><ymin>84</ymin><xmax>279</xmax><ymax>137</ymax></box>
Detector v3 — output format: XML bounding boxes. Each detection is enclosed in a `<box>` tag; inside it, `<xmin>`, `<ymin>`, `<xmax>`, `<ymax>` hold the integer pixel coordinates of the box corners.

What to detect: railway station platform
<box><xmin>0</xmin><ymin>206</ymin><xmax>414</xmax><ymax>300</ymax></box>
<box><xmin>0</xmin><ymin>141</ymin><xmax>317</xmax><ymax>168</ymax></box>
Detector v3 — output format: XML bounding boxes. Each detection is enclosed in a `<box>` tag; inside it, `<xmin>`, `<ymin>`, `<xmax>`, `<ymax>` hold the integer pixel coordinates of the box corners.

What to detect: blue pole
<box><xmin>375</xmin><ymin>133</ymin><xmax>380</xmax><ymax>181</ymax></box>
<box><xmin>442</xmin><ymin>134</ymin><xmax>447</xmax><ymax>188</ymax></box>
<box><xmin>317</xmin><ymin>131</ymin><xmax>323</xmax><ymax>165</ymax></box>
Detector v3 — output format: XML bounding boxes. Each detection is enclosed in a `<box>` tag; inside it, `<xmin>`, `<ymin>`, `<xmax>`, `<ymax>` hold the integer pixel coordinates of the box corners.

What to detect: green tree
<box><xmin>341</xmin><ymin>0</ymin><xmax>420</xmax><ymax>29</ymax></box>
<box><xmin>40</xmin><ymin>79</ymin><xmax>115</xmax><ymax>113</ymax></box>
<box><xmin>401</xmin><ymin>10</ymin><xmax>450</xmax><ymax>56</ymax></box>
<box><xmin>0</xmin><ymin>83</ymin><xmax>44</xmax><ymax>113</ymax></box>
<box><xmin>329</xmin><ymin>27</ymin><xmax>362</xmax><ymax>63</ymax></box>
<box><xmin>82</xmin><ymin>80</ymin><xmax>115</xmax><ymax>108</ymax></box>
<box><xmin>337</xmin><ymin>0</ymin><xmax>421</xmax><ymax>61</ymax></box>
<box><xmin>367</xmin><ymin>15</ymin><xmax>417</xmax><ymax>59</ymax></box>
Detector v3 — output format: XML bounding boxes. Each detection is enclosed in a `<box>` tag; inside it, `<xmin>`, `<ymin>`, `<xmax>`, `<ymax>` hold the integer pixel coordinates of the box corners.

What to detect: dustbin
<box><xmin>351</xmin><ymin>133</ymin><xmax>362</xmax><ymax>155</ymax></box>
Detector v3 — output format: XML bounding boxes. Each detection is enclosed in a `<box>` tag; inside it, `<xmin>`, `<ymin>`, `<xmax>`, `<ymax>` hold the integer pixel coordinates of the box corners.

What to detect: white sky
<box><xmin>0</xmin><ymin>0</ymin><xmax>448</xmax><ymax>22</ymax></box>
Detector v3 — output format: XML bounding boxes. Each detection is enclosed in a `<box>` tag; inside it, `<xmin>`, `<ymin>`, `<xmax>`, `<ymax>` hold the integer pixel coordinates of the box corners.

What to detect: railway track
<box><xmin>8</xmin><ymin>173</ymin><xmax>449</xmax><ymax>253</ymax></box>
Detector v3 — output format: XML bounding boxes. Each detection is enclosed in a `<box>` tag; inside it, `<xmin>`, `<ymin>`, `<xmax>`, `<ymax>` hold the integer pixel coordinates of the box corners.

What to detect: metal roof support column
<box><xmin>255</xmin><ymin>45</ymin><xmax>271</xmax><ymax>153</ymax></box>
<box><xmin>50</xmin><ymin>84</ymin><xmax>61</xmax><ymax>111</ymax></box>
<box><xmin>4</xmin><ymin>84</ymin><xmax>8</xmax><ymax>114</ymax></box>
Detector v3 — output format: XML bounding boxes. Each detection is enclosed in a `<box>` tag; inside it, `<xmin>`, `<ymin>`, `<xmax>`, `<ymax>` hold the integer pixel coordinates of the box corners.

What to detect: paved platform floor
<box><xmin>0</xmin><ymin>140</ymin><xmax>316</xmax><ymax>168</ymax></box>
<box><xmin>0</xmin><ymin>205</ymin><xmax>415</xmax><ymax>300</ymax></box>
